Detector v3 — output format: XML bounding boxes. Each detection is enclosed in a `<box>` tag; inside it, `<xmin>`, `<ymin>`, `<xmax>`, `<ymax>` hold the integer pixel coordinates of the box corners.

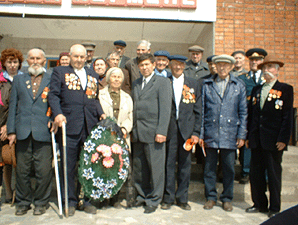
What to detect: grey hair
<box><xmin>106</xmin><ymin>51</ymin><xmax>120</xmax><ymax>60</ymax></box>
<box><xmin>69</xmin><ymin>44</ymin><xmax>87</xmax><ymax>55</ymax></box>
<box><xmin>106</xmin><ymin>67</ymin><xmax>124</xmax><ymax>85</ymax></box>
<box><xmin>137</xmin><ymin>40</ymin><xmax>151</xmax><ymax>50</ymax></box>
<box><xmin>27</xmin><ymin>48</ymin><xmax>46</xmax><ymax>58</ymax></box>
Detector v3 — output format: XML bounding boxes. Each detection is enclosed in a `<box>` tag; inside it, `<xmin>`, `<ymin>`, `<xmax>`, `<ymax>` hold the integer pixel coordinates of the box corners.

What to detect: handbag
<box><xmin>2</xmin><ymin>143</ymin><xmax>16</xmax><ymax>167</ymax></box>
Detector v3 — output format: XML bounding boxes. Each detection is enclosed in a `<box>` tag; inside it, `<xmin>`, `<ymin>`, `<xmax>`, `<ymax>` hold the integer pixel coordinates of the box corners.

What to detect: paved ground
<box><xmin>0</xmin><ymin>182</ymin><xmax>296</xmax><ymax>225</ymax></box>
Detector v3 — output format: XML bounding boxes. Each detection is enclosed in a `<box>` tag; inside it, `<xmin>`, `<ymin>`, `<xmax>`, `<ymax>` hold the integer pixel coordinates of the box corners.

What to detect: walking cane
<box><xmin>62</xmin><ymin>121</ymin><xmax>68</xmax><ymax>218</ymax></box>
<box><xmin>51</xmin><ymin>131</ymin><xmax>63</xmax><ymax>217</ymax></box>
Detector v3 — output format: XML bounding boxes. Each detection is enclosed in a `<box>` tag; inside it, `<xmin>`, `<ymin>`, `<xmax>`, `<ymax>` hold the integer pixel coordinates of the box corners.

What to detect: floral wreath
<box><xmin>78</xmin><ymin>117</ymin><xmax>130</xmax><ymax>201</ymax></box>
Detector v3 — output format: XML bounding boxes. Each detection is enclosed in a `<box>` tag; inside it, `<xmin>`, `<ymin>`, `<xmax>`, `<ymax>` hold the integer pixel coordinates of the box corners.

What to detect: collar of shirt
<box><xmin>144</xmin><ymin>71</ymin><xmax>155</xmax><ymax>84</ymax></box>
<box><xmin>215</xmin><ymin>75</ymin><xmax>230</xmax><ymax>83</ymax></box>
<box><xmin>154</xmin><ymin>68</ymin><xmax>167</xmax><ymax>77</ymax></box>
<box><xmin>264</xmin><ymin>79</ymin><xmax>277</xmax><ymax>88</ymax></box>
<box><xmin>3</xmin><ymin>70</ymin><xmax>23</xmax><ymax>82</ymax></box>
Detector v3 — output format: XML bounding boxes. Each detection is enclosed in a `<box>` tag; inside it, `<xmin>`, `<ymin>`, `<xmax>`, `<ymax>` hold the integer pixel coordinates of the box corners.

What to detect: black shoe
<box><xmin>245</xmin><ymin>206</ymin><xmax>269</xmax><ymax>213</ymax></box>
<box><xmin>239</xmin><ymin>175</ymin><xmax>249</xmax><ymax>184</ymax></box>
<box><xmin>33</xmin><ymin>205</ymin><xmax>46</xmax><ymax>216</ymax></box>
<box><xmin>15</xmin><ymin>205</ymin><xmax>32</xmax><ymax>216</ymax></box>
<box><xmin>268</xmin><ymin>211</ymin><xmax>279</xmax><ymax>218</ymax></box>
<box><xmin>177</xmin><ymin>202</ymin><xmax>191</xmax><ymax>210</ymax></box>
<box><xmin>144</xmin><ymin>205</ymin><xmax>157</xmax><ymax>214</ymax></box>
<box><xmin>160</xmin><ymin>202</ymin><xmax>172</xmax><ymax>210</ymax></box>
<box><xmin>135</xmin><ymin>201</ymin><xmax>145</xmax><ymax>207</ymax></box>
<box><xmin>67</xmin><ymin>206</ymin><xmax>76</xmax><ymax>217</ymax></box>
<box><xmin>84</xmin><ymin>205</ymin><xmax>97</xmax><ymax>214</ymax></box>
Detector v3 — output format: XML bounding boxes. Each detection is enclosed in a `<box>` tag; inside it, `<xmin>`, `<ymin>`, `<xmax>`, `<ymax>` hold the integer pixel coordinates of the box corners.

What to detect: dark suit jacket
<box><xmin>238</xmin><ymin>70</ymin><xmax>265</xmax><ymax>103</ymax></box>
<box><xmin>119</xmin><ymin>55</ymin><xmax>130</xmax><ymax>69</ymax></box>
<box><xmin>167</xmin><ymin>76</ymin><xmax>201</xmax><ymax>141</ymax></box>
<box><xmin>7</xmin><ymin>72</ymin><xmax>52</xmax><ymax>142</ymax></box>
<box><xmin>184</xmin><ymin>60</ymin><xmax>210</xmax><ymax>80</ymax></box>
<box><xmin>132</xmin><ymin>74</ymin><xmax>172</xmax><ymax>143</ymax></box>
<box><xmin>48</xmin><ymin>65</ymin><xmax>104</xmax><ymax>136</ymax></box>
<box><xmin>125</xmin><ymin>57</ymin><xmax>141</xmax><ymax>85</ymax></box>
<box><xmin>248</xmin><ymin>80</ymin><xmax>293</xmax><ymax>151</ymax></box>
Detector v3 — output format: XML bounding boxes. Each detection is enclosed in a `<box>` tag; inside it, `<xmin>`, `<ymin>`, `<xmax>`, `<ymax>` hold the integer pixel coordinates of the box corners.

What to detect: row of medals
<box><xmin>26</xmin><ymin>80</ymin><xmax>48</xmax><ymax>102</ymax></box>
<box><xmin>65</xmin><ymin>73</ymin><xmax>81</xmax><ymax>90</ymax></box>
<box><xmin>268</xmin><ymin>93</ymin><xmax>283</xmax><ymax>110</ymax></box>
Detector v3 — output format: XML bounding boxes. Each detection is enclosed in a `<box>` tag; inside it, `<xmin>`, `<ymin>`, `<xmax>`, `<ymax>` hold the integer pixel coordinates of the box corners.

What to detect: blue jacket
<box><xmin>200</xmin><ymin>74</ymin><xmax>247</xmax><ymax>150</ymax></box>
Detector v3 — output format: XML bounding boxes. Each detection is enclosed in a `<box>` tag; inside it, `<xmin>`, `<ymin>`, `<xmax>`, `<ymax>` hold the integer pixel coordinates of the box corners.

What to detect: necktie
<box><xmin>142</xmin><ymin>79</ymin><xmax>147</xmax><ymax>90</ymax></box>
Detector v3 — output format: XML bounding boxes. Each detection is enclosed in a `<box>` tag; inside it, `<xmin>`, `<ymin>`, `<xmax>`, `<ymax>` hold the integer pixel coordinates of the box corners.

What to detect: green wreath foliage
<box><xmin>78</xmin><ymin>117</ymin><xmax>130</xmax><ymax>202</ymax></box>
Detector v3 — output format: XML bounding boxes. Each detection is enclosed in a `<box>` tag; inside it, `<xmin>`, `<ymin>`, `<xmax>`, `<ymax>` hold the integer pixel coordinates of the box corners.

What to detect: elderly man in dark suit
<box><xmin>161</xmin><ymin>55</ymin><xmax>200</xmax><ymax>211</ymax></box>
<box><xmin>7</xmin><ymin>48</ymin><xmax>56</xmax><ymax>216</ymax></box>
<box><xmin>184</xmin><ymin>45</ymin><xmax>210</xmax><ymax>80</ymax></box>
<box><xmin>113</xmin><ymin>40</ymin><xmax>130</xmax><ymax>68</ymax></box>
<box><xmin>199</xmin><ymin>55</ymin><xmax>247</xmax><ymax>212</ymax></box>
<box><xmin>48</xmin><ymin>44</ymin><xmax>105</xmax><ymax>216</ymax></box>
<box><xmin>245</xmin><ymin>55</ymin><xmax>293</xmax><ymax>218</ymax></box>
<box><xmin>132</xmin><ymin>53</ymin><xmax>172</xmax><ymax>214</ymax></box>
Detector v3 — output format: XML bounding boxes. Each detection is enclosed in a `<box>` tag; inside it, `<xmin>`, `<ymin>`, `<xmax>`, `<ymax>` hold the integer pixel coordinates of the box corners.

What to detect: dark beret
<box><xmin>114</xmin><ymin>40</ymin><xmax>127</xmax><ymax>47</ymax></box>
<box><xmin>169</xmin><ymin>55</ymin><xmax>188</xmax><ymax>62</ymax></box>
<box><xmin>206</xmin><ymin>55</ymin><xmax>217</xmax><ymax>63</ymax></box>
<box><xmin>154</xmin><ymin>50</ymin><xmax>170</xmax><ymax>58</ymax></box>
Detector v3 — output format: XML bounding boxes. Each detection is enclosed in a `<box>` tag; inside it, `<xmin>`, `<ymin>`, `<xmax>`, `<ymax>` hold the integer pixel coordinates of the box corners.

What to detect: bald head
<box><xmin>69</xmin><ymin>44</ymin><xmax>87</xmax><ymax>70</ymax></box>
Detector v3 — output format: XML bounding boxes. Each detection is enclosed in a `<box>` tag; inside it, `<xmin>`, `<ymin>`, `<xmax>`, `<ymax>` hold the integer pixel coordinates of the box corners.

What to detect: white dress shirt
<box><xmin>173</xmin><ymin>74</ymin><xmax>184</xmax><ymax>119</ymax></box>
<box><xmin>74</xmin><ymin>68</ymin><xmax>87</xmax><ymax>90</ymax></box>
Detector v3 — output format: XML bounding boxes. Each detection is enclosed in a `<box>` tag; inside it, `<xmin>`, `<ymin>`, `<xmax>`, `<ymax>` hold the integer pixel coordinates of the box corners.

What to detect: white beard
<box><xmin>264</xmin><ymin>71</ymin><xmax>276</xmax><ymax>79</ymax></box>
<box><xmin>28</xmin><ymin>65</ymin><xmax>44</xmax><ymax>76</ymax></box>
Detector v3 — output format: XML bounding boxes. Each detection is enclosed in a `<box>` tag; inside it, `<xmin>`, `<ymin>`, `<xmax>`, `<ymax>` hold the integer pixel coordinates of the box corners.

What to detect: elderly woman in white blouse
<box><xmin>98</xmin><ymin>67</ymin><xmax>134</xmax><ymax>208</ymax></box>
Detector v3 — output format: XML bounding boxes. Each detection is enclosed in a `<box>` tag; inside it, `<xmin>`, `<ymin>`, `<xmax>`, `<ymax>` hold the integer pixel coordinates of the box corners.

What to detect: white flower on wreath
<box><xmin>90</xmin><ymin>190</ymin><xmax>102</xmax><ymax>199</ymax></box>
<box><xmin>92</xmin><ymin>177</ymin><xmax>104</xmax><ymax>188</ymax></box>
<box><xmin>91</xmin><ymin>129</ymin><xmax>102</xmax><ymax>140</ymax></box>
<box><xmin>123</xmin><ymin>157</ymin><xmax>130</xmax><ymax>167</ymax></box>
<box><xmin>84</xmin><ymin>140</ymin><xmax>95</xmax><ymax>153</ymax></box>
<box><xmin>118</xmin><ymin>168</ymin><xmax>127</xmax><ymax>180</ymax></box>
<box><xmin>84</xmin><ymin>153</ymin><xmax>89</xmax><ymax>165</ymax></box>
<box><xmin>122</xmin><ymin>149</ymin><xmax>128</xmax><ymax>155</ymax></box>
<box><xmin>106</xmin><ymin>179</ymin><xmax>117</xmax><ymax>188</ymax></box>
<box><xmin>83</xmin><ymin>168</ymin><xmax>95</xmax><ymax>180</ymax></box>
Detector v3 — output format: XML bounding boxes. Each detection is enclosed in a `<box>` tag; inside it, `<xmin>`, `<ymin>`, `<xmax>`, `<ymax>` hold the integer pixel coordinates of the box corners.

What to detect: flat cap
<box><xmin>154</xmin><ymin>50</ymin><xmax>170</xmax><ymax>58</ymax></box>
<box><xmin>257</xmin><ymin>55</ymin><xmax>284</xmax><ymax>70</ymax></box>
<box><xmin>231</xmin><ymin>50</ymin><xmax>245</xmax><ymax>57</ymax></box>
<box><xmin>188</xmin><ymin>45</ymin><xmax>204</xmax><ymax>52</ymax></box>
<box><xmin>82</xmin><ymin>42</ymin><xmax>96</xmax><ymax>51</ymax></box>
<box><xmin>114</xmin><ymin>40</ymin><xmax>127</xmax><ymax>47</ymax></box>
<box><xmin>169</xmin><ymin>55</ymin><xmax>188</xmax><ymax>62</ymax></box>
<box><xmin>212</xmin><ymin>54</ymin><xmax>236</xmax><ymax>64</ymax></box>
<box><xmin>245</xmin><ymin>48</ymin><xmax>267</xmax><ymax>59</ymax></box>
<box><xmin>206</xmin><ymin>55</ymin><xmax>217</xmax><ymax>63</ymax></box>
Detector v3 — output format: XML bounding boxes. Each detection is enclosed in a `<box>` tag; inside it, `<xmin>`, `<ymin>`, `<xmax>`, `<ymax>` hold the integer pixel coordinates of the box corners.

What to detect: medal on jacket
<box><xmin>275</xmin><ymin>99</ymin><xmax>283</xmax><ymax>110</ymax></box>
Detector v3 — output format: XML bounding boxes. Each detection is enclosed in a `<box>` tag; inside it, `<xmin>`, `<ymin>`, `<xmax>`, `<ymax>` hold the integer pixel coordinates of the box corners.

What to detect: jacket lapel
<box><xmin>23</xmin><ymin>74</ymin><xmax>34</xmax><ymax>100</ymax></box>
<box><xmin>34</xmin><ymin>73</ymin><xmax>51</xmax><ymax>100</ymax></box>
<box><xmin>139</xmin><ymin>74</ymin><xmax>155</xmax><ymax>97</ymax></box>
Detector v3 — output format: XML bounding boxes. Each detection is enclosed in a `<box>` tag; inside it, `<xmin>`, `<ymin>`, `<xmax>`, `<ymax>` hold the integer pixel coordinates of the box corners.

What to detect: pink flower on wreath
<box><xmin>96</xmin><ymin>144</ymin><xmax>112</xmax><ymax>157</ymax></box>
<box><xmin>111</xmin><ymin>143</ymin><xmax>122</xmax><ymax>155</ymax></box>
<box><xmin>91</xmin><ymin>152</ymin><xmax>99</xmax><ymax>163</ymax></box>
<box><xmin>103</xmin><ymin>157</ymin><xmax>114</xmax><ymax>168</ymax></box>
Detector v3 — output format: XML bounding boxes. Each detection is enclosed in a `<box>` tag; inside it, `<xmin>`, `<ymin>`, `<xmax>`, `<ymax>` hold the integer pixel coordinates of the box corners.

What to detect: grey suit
<box><xmin>132</xmin><ymin>74</ymin><xmax>172</xmax><ymax>207</ymax></box>
<box><xmin>7</xmin><ymin>72</ymin><xmax>53</xmax><ymax>207</ymax></box>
